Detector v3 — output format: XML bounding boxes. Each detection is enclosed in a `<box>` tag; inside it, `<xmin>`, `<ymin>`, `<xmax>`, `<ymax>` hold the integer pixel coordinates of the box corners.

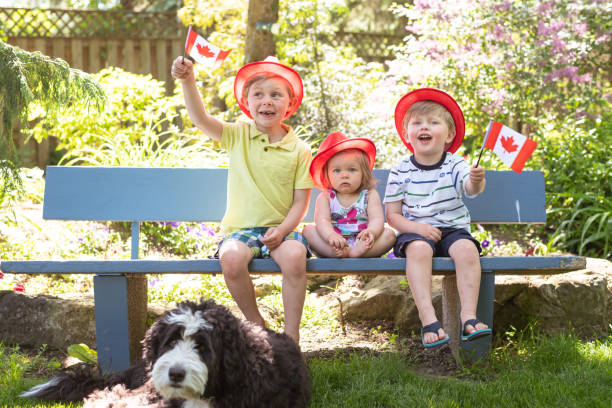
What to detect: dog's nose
<box><xmin>168</xmin><ymin>366</ymin><xmax>186</xmax><ymax>384</ymax></box>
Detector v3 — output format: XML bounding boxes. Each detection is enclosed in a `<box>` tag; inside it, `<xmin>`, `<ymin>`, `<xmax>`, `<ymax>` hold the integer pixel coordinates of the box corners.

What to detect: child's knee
<box><xmin>449</xmin><ymin>239</ymin><xmax>479</xmax><ymax>261</ymax></box>
<box><xmin>279</xmin><ymin>240</ymin><xmax>307</xmax><ymax>263</ymax></box>
<box><xmin>405</xmin><ymin>240</ymin><xmax>433</xmax><ymax>259</ymax></box>
<box><xmin>219</xmin><ymin>241</ymin><xmax>251</xmax><ymax>271</ymax></box>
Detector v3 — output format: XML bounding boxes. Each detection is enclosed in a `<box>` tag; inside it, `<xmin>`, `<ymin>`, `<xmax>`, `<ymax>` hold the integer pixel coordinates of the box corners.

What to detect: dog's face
<box><xmin>144</xmin><ymin>304</ymin><xmax>218</xmax><ymax>400</ymax></box>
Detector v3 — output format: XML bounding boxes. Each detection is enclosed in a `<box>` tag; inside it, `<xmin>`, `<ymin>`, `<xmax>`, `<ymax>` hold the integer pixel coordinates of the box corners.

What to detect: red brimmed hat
<box><xmin>310</xmin><ymin>132</ymin><xmax>376</xmax><ymax>190</ymax></box>
<box><xmin>234</xmin><ymin>56</ymin><xmax>303</xmax><ymax>120</ymax></box>
<box><xmin>394</xmin><ymin>88</ymin><xmax>465</xmax><ymax>153</ymax></box>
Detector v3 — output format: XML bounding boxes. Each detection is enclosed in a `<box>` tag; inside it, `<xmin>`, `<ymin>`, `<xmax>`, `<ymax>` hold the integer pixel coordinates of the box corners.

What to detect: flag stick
<box><xmin>475</xmin><ymin>145</ymin><xmax>485</xmax><ymax>167</ymax></box>
<box><xmin>182</xmin><ymin>26</ymin><xmax>191</xmax><ymax>64</ymax></box>
<box><xmin>476</xmin><ymin>121</ymin><xmax>493</xmax><ymax>167</ymax></box>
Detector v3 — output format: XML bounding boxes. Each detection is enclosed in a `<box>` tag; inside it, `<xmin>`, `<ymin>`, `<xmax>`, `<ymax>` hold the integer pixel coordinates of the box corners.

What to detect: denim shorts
<box><xmin>214</xmin><ymin>227</ymin><xmax>311</xmax><ymax>258</ymax></box>
<box><xmin>393</xmin><ymin>227</ymin><xmax>482</xmax><ymax>258</ymax></box>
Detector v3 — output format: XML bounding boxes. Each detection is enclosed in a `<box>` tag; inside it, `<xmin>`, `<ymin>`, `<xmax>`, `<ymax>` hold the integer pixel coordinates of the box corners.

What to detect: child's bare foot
<box><xmin>348</xmin><ymin>240</ymin><xmax>369</xmax><ymax>257</ymax></box>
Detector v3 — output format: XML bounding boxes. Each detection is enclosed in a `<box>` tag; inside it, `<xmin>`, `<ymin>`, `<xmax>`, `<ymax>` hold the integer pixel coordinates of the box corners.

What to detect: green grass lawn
<box><xmin>3</xmin><ymin>329</ymin><xmax>611</xmax><ymax>408</ymax></box>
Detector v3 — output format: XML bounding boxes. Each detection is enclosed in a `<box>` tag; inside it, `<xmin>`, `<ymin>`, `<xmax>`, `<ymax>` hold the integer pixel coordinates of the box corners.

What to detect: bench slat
<box><xmin>42</xmin><ymin>167</ymin><xmax>546</xmax><ymax>224</ymax></box>
<box><xmin>1</xmin><ymin>256</ymin><xmax>585</xmax><ymax>276</ymax></box>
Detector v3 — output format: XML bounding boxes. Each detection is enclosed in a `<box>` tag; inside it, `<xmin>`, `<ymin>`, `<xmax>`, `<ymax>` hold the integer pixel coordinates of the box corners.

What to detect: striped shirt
<box><xmin>383</xmin><ymin>153</ymin><xmax>477</xmax><ymax>232</ymax></box>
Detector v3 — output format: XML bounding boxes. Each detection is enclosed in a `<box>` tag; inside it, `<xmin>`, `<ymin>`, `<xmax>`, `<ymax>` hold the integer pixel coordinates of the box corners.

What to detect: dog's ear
<box><xmin>142</xmin><ymin>320</ymin><xmax>165</xmax><ymax>365</ymax></box>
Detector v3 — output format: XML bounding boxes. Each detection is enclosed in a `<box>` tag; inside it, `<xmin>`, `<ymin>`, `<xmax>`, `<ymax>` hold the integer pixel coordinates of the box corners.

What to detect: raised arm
<box><xmin>171</xmin><ymin>57</ymin><xmax>224</xmax><ymax>141</ymax></box>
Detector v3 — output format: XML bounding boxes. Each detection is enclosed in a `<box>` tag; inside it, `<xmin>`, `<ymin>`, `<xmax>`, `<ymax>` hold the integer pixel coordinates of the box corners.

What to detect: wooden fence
<box><xmin>2</xmin><ymin>7</ymin><xmax>185</xmax><ymax>91</ymax></box>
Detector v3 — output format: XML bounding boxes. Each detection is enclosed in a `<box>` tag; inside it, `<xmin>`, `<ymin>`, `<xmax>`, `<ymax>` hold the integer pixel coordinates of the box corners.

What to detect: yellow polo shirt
<box><xmin>219</xmin><ymin>121</ymin><xmax>313</xmax><ymax>233</ymax></box>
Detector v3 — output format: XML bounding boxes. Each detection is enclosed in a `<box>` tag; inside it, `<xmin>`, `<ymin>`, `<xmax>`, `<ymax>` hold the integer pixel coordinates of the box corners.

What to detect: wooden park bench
<box><xmin>1</xmin><ymin>166</ymin><xmax>586</xmax><ymax>372</ymax></box>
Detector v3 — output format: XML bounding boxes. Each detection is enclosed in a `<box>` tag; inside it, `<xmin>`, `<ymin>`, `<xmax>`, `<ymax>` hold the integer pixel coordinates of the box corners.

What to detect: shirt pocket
<box><xmin>261</xmin><ymin>157</ymin><xmax>295</xmax><ymax>187</ymax></box>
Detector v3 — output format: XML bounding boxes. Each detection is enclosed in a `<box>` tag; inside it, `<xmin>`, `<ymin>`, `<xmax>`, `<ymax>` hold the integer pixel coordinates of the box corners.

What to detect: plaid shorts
<box><xmin>214</xmin><ymin>227</ymin><xmax>311</xmax><ymax>258</ymax></box>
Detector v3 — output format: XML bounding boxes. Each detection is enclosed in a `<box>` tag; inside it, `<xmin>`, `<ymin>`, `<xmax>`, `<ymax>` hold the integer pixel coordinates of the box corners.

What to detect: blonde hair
<box><xmin>242</xmin><ymin>74</ymin><xmax>295</xmax><ymax>102</ymax></box>
<box><xmin>402</xmin><ymin>101</ymin><xmax>455</xmax><ymax>135</ymax></box>
<box><xmin>322</xmin><ymin>149</ymin><xmax>377</xmax><ymax>191</ymax></box>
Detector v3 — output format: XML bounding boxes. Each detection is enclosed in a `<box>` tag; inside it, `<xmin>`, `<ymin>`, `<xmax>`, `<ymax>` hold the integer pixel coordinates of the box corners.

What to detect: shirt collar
<box><xmin>248</xmin><ymin>121</ymin><xmax>297</xmax><ymax>151</ymax></box>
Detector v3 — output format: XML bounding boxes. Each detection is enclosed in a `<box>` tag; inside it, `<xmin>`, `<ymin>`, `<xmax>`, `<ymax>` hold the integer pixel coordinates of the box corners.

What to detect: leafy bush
<box><xmin>140</xmin><ymin>221</ymin><xmax>219</xmax><ymax>258</ymax></box>
<box><xmin>542</xmin><ymin>105</ymin><xmax>612</xmax><ymax>258</ymax></box>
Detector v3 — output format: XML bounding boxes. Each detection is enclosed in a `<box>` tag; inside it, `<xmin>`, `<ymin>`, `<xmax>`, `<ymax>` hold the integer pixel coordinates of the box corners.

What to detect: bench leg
<box><xmin>94</xmin><ymin>275</ymin><xmax>131</xmax><ymax>373</ymax></box>
<box><xmin>442</xmin><ymin>271</ymin><xmax>495</xmax><ymax>363</ymax></box>
<box><xmin>93</xmin><ymin>274</ymin><xmax>148</xmax><ymax>373</ymax></box>
<box><xmin>442</xmin><ymin>275</ymin><xmax>461</xmax><ymax>357</ymax></box>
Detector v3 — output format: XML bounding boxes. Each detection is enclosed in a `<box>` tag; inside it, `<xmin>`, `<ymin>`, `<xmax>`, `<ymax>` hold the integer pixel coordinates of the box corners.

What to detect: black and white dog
<box><xmin>22</xmin><ymin>299</ymin><xmax>311</xmax><ymax>407</ymax></box>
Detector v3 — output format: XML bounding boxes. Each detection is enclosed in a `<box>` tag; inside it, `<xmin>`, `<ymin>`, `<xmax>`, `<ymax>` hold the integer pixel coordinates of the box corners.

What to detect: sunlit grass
<box><xmin>6</xmin><ymin>329</ymin><xmax>610</xmax><ymax>407</ymax></box>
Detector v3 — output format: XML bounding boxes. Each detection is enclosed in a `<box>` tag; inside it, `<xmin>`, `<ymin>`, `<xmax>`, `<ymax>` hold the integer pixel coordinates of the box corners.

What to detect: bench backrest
<box><xmin>43</xmin><ymin>166</ymin><xmax>546</xmax><ymax>224</ymax></box>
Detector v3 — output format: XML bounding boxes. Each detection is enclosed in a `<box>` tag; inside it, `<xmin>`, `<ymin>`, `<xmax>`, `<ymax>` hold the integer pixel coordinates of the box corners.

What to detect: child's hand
<box><xmin>327</xmin><ymin>233</ymin><xmax>347</xmax><ymax>251</ymax></box>
<box><xmin>469</xmin><ymin>165</ymin><xmax>485</xmax><ymax>184</ymax></box>
<box><xmin>171</xmin><ymin>57</ymin><xmax>195</xmax><ymax>81</ymax></box>
<box><xmin>417</xmin><ymin>224</ymin><xmax>442</xmax><ymax>242</ymax></box>
<box><xmin>357</xmin><ymin>229</ymin><xmax>374</xmax><ymax>249</ymax></box>
<box><xmin>261</xmin><ymin>227</ymin><xmax>284</xmax><ymax>251</ymax></box>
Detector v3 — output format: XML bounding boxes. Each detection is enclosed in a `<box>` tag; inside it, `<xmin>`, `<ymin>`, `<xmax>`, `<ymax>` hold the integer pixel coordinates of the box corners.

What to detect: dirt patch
<box><xmin>301</xmin><ymin>319</ymin><xmax>459</xmax><ymax>377</ymax></box>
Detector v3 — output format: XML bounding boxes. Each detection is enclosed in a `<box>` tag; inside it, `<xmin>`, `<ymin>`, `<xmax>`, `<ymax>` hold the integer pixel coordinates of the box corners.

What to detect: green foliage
<box><xmin>0</xmin><ymin>41</ymin><xmax>105</xmax><ymax>205</ymax></box>
<box><xmin>139</xmin><ymin>221</ymin><xmax>219</xmax><ymax>257</ymax></box>
<box><xmin>67</xmin><ymin>343</ymin><xmax>97</xmax><ymax>365</ymax></box>
<box><xmin>0</xmin><ymin>343</ymin><xmax>76</xmax><ymax>408</ymax></box>
<box><xmin>27</xmin><ymin>67</ymin><xmax>226</xmax><ymax>168</ymax></box>
<box><xmin>541</xmin><ymin>105</ymin><xmax>612</xmax><ymax>258</ymax></box>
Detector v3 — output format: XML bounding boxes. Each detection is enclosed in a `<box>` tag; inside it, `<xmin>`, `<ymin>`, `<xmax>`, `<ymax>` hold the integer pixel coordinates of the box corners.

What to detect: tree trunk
<box><xmin>244</xmin><ymin>0</ymin><xmax>279</xmax><ymax>64</ymax></box>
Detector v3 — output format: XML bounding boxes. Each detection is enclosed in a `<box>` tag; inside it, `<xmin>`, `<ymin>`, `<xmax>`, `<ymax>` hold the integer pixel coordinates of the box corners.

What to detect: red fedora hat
<box><xmin>394</xmin><ymin>88</ymin><xmax>465</xmax><ymax>153</ymax></box>
<box><xmin>234</xmin><ymin>56</ymin><xmax>303</xmax><ymax>120</ymax></box>
<box><xmin>310</xmin><ymin>132</ymin><xmax>376</xmax><ymax>190</ymax></box>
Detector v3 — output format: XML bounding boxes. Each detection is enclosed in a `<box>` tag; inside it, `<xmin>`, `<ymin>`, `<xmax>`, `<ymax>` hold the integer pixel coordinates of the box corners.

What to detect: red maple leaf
<box><xmin>196</xmin><ymin>44</ymin><xmax>215</xmax><ymax>58</ymax></box>
<box><xmin>500</xmin><ymin>135</ymin><xmax>519</xmax><ymax>153</ymax></box>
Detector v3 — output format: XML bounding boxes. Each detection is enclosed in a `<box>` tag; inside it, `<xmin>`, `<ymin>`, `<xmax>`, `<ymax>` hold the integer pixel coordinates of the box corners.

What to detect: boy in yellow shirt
<box><xmin>171</xmin><ymin>56</ymin><xmax>312</xmax><ymax>344</ymax></box>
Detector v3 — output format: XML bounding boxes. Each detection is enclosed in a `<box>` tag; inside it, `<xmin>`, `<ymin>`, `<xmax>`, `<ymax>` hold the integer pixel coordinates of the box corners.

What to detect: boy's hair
<box><xmin>322</xmin><ymin>149</ymin><xmax>377</xmax><ymax>191</ymax></box>
<box><xmin>242</xmin><ymin>73</ymin><xmax>295</xmax><ymax>102</ymax></box>
<box><xmin>402</xmin><ymin>101</ymin><xmax>455</xmax><ymax>135</ymax></box>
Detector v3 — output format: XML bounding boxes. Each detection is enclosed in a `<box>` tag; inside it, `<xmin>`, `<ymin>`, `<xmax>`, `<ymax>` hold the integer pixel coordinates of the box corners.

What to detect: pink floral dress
<box><xmin>329</xmin><ymin>189</ymin><xmax>369</xmax><ymax>247</ymax></box>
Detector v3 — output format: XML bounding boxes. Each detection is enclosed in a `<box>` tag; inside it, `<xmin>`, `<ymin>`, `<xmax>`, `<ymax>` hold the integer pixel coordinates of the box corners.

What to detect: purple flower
<box><xmin>170</xmin><ymin>222</ymin><xmax>181</xmax><ymax>228</ymax></box>
<box><xmin>200</xmin><ymin>223</ymin><xmax>215</xmax><ymax>237</ymax></box>
<box><xmin>150</xmin><ymin>279</ymin><xmax>160</xmax><ymax>288</ymax></box>
<box><xmin>386</xmin><ymin>251</ymin><xmax>396</xmax><ymax>259</ymax></box>
<box><xmin>495</xmin><ymin>239</ymin><xmax>501</xmax><ymax>246</ymax></box>
<box><xmin>481</xmin><ymin>240</ymin><xmax>490</xmax><ymax>248</ymax></box>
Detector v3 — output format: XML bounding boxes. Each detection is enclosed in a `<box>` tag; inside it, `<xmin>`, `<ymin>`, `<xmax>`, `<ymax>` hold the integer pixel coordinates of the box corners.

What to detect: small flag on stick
<box><xmin>480</xmin><ymin>121</ymin><xmax>537</xmax><ymax>173</ymax></box>
<box><xmin>184</xmin><ymin>26</ymin><xmax>231</xmax><ymax>69</ymax></box>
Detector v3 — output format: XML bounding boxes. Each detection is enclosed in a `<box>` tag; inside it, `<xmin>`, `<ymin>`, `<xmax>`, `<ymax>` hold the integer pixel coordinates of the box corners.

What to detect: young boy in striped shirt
<box><xmin>384</xmin><ymin>88</ymin><xmax>492</xmax><ymax>348</ymax></box>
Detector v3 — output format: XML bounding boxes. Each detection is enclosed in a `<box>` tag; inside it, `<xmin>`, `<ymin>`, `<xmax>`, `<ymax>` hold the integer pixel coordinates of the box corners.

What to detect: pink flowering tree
<box><xmin>386</xmin><ymin>0</ymin><xmax>610</xmax><ymax>154</ymax></box>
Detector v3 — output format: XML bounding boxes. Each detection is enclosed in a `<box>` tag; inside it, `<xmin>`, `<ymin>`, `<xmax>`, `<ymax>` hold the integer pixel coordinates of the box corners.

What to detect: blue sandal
<box><xmin>421</xmin><ymin>321</ymin><xmax>450</xmax><ymax>349</ymax></box>
<box><xmin>461</xmin><ymin>319</ymin><xmax>492</xmax><ymax>341</ymax></box>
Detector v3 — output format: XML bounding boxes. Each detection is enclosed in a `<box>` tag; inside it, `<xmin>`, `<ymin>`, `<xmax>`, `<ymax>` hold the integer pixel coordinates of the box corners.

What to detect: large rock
<box><xmin>0</xmin><ymin>291</ymin><xmax>97</xmax><ymax>350</ymax></box>
<box><xmin>341</xmin><ymin>276</ymin><xmax>443</xmax><ymax>335</ymax></box>
<box><xmin>494</xmin><ymin>258</ymin><xmax>611</xmax><ymax>337</ymax></box>
<box><xmin>0</xmin><ymin>290</ymin><xmax>170</xmax><ymax>351</ymax></box>
<box><xmin>341</xmin><ymin>258</ymin><xmax>611</xmax><ymax>338</ymax></box>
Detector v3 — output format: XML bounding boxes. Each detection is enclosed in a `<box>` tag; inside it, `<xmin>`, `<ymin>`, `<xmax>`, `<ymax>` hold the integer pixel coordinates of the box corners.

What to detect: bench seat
<box><xmin>1</xmin><ymin>256</ymin><xmax>585</xmax><ymax>276</ymax></box>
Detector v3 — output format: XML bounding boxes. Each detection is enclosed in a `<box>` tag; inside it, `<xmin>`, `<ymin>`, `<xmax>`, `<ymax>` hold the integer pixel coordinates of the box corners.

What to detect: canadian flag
<box><xmin>184</xmin><ymin>26</ymin><xmax>231</xmax><ymax>69</ymax></box>
<box><xmin>484</xmin><ymin>121</ymin><xmax>537</xmax><ymax>173</ymax></box>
